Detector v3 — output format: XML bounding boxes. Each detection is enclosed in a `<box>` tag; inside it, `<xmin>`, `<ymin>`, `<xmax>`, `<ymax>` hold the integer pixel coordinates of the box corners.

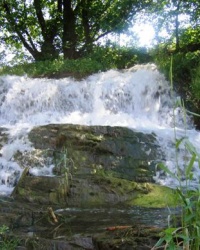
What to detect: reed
<box><xmin>153</xmin><ymin>56</ymin><xmax>200</xmax><ymax>250</ymax></box>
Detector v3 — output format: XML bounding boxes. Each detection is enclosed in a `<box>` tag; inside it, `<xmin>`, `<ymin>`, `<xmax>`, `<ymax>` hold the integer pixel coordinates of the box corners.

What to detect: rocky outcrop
<box><xmin>14</xmin><ymin>124</ymin><xmax>165</xmax><ymax>207</ymax></box>
<box><xmin>0</xmin><ymin>124</ymin><xmax>178</xmax><ymax>249</ymax></box>
<box><xmin>12</xmin><ymin>123</ymin><xmax>177</xmax><ymax>209</ymax></box>
<box><xmin>29</xmin><ymin>124</ymin><xmax>161</xmax><ymax>181</ymax></box>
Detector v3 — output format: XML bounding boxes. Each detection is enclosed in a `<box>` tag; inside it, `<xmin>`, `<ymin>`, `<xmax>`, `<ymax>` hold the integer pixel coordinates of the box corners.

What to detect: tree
<box><xmin>149</xmin><ymin>0</ymin><xmax>200</xmax><ymax>51</ymax></box>
<box><xmin>0</xmin><ymin>0</ymin><xmax>152</xmax><ymax>61</ymax></box>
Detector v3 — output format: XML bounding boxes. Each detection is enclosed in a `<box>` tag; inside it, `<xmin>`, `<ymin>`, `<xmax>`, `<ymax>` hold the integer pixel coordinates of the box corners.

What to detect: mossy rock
<box><xmin>24</xmin><ymin>124</ymin><xmax>177</xmax><ymax>208</ymax></box>
<box><xmin>11</xmin><ymin>168</ymin><xmax>69</xmax><ymax>205</ymax></box>
<box><xmin>93</xmin><ymin>225</ymin><xmax>162</xmax><ymax>250</ymax></box>
<box><xmin>127</xmin><ymin>184</ymin><xmax>178</xmax><ymax>208</ymax></box>
<box><xmin>28</xmin><ymin>124</ymin><xmax>163</xmax><ymax>183</ymax></box>
<box><xmin>91</xmin><ymin>169</ymin><xmax>178</xmax><ymax>208</ymax></box>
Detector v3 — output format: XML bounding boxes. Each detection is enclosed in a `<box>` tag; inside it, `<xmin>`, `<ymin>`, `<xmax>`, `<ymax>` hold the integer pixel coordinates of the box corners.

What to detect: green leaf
<box><xmin>154</xmin><ymin>237</ymin><xmax>165</xmax><ymax>247</ymax></box>
<box><xmin>174</xmin><ymin>233</ymin><xmax>189</xmax><ymax>241</ymax></box>
<box><xmin>185</xmin><ymin>141</ymin><xmax>198</xmax><ymax>155</ymax></box>
<box><xmin>186</xmin><ymin>153</ymin><xmax>196</xmax><ymax>179</ymax></box>
<box><xmin>187</xmin><ymin>110</ymin><xmax>200</xmax><ymax>117</ymax></box>
<box><xmin>164</xmin><ymin>227</ymin><xmax>178</xmax><ymax>234</ymax></box>
<box><xmin>175</xmin><ymin>137</ymin><xmax>186</xmax><ymax>149</ymax></box>
<box><xmin>184</xmin><ymin>213</ymin><xmax>195</xmax><ymax>223</ymax></box>
<box><xmin>157</xmin><ymin>163</ymin><xmax>179</xmax><ymax>180</ymax></box>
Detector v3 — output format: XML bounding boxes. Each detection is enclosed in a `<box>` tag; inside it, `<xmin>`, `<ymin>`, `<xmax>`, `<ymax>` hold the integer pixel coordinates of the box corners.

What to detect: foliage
<box><xmin>0</xmin><ymin>225</ymin><xmax>19</xmax><ymax>250</ymax></box>
<box><xmin>0</xmin><ymin>225</ymin><xmax>9</xmax><ymax>235</ymax></box>
<box><xmin>0</xmin><ymin>46</ymin><xmax>152</xmax><ymax>78</ymax></box>
<box><xmin>179</xmin><ymin>27</ymin><xmax>200</xmax><ymax>50</ymax></box>
<box><xmin>87</xmin><ymin>45</ymin><xmax>152</xmax><ymax>69</ymax></box>
<box><xmin>0</xmin><ymin>0</ymin><xmax>152</xmax><ymax>61</ymax></box>
<box><xmin>153</xmin><ymin>122</ymin><xmax>200</xmax><ymax>249</ymax></box>
<box><xmin>152</xmin><ymin>45</ymin><xmax>200</xmax><ymax>85</ymax></box>
<box><xmin>0</xmin><ymin>57</ymin><xmax>102</xmax><ymax>78</ymax></box>
<box><xmin>151</xmin><ymin>25</ymin><xmax>200</xmax><ymax>128</ymax></box>
<box><xmin>191</xmin><ymin>64</ymin><xmax>200</xmax><ymax>102</ymax></box>
<box><xmin>148</xmin><ymin>0</ymin><xmax>200</xmax><ymax>49</ymax></box>
<box><xmin>154</xmin><ymin>172</ymin><xmax>200</xmax><ymax>249</ymax></box>
<box><xmin>153</xmin><ymin>57</ymin><xmax>200</xmax><ymax>250</ymax></box>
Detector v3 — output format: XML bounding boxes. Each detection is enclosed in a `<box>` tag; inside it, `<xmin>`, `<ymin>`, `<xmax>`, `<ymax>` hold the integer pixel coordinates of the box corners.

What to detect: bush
<box><xmin>191</xmin><ymin>63</ymin><xmax>200</xmax><ymax>101</ymax></box>
<box><xmin>151</xmin><ymin>44</ymin><xmax>200</xmax><ymax>128</ymax></box>
<box><xmin>0</xmin><ymin>45</ymin><xmax>152</xmax><ymax>78</ymax></box>
<box><xmin>153</xmin><ymin>57</ymin><xmax>200</xmax><ymax>250</ymax></box>
<box><xmin>86</xmin><ymin>45</ymin><xmax>152</xmax><ymax>69</ymax></box>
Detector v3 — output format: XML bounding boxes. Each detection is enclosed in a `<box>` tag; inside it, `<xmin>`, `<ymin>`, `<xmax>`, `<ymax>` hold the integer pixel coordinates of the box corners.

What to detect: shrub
<box><xmin>0</xmin><ymin>45</ymin><xmax>152</xmax><ymax>78</ymax></box>
<box><xmin>153</xmin><ymin>56</ymin><xmax>200</xmax><ymax>250</ymax></box>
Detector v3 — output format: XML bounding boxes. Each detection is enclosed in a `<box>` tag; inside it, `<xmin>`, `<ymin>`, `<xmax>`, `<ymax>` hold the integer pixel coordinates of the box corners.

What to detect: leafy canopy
<box><xmin>0</xmin><ymin>0</ymin><xmax>152</xmax><ymax>61</ymax></box>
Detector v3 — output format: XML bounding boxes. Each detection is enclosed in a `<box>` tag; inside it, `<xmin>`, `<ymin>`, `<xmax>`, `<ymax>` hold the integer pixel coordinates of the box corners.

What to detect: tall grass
<box><xmin>153</xmin><ymin>56</ymin><xmax>200</xmax><ymax>250</ymax></box>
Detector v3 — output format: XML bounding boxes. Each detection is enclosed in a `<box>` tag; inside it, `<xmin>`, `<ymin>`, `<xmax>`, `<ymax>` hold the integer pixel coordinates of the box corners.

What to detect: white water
<box><xmin>0</xmin><ymin>63</ymin><xmax>200</xmax><ymax>195</ymax></box>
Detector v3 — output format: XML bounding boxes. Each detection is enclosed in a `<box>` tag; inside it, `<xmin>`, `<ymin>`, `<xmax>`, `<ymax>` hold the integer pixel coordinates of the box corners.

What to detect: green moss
<box><xmin>94</xmin><ymin>169</ymin><xmax>147</xmax><ymax>193</ymax></box>
<box><xmin>85</xmin><ymin>133</ymin><xmax>104</xmax><ymax>142</ymax></box>
<box><xmin>93</xmin><ymin>170</ymin><xmax>179</xmax><ymax>208</ymax></box>
<box><xmin>128</xmin><ymin>185</ymin><xmax>178</xmax><ymax>208</ymax></box>
<box><xmin>94</xmin><ymin>170</ymin><xmax>125</xmax><ymax>189</ymax></box>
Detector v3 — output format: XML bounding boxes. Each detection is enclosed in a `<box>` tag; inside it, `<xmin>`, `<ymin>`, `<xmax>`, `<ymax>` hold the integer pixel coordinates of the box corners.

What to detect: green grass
<box><xmin>0</xmin><ymin>225</ymin><xmax>19</xmax><ymax>250</ymax></box>
<box><xmin>0</xmin><ymin>58</ymin><xmax>103</xmax><ymax>79</ymax></box>
<box><xmin>0</xmin><ymin>46</ymin><xmax>152</xmax><ymax>79</ymax></box>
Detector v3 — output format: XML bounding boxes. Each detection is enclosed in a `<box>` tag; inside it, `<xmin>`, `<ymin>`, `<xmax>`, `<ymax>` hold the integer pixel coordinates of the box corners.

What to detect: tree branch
<box><xmin>33</xmin><ymin>0</ymin><xmax>46</xmax><ymax>38</ymax></box>
<box><xmin>2</xmin><ymin>1</ymin><xmax>39</xmax><ymax>57</ymax></box>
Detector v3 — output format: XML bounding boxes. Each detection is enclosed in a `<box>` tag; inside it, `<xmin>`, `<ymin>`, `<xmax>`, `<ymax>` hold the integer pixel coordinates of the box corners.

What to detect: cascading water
<box><xmin>0</xmin><ymin>63</ymin><xmax>200</xmax><ymax>195</ymax></box>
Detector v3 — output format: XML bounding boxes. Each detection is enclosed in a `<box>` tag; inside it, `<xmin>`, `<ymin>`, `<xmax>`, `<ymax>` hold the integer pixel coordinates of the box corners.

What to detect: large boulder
<box><xmin>10</xmin><ymin>124</ymin><xmax>175</xmax><ymax>208</ymax></box>
<box><xmin>28</xmin><ymin>124</ymin><xmax>161</xmax><ymax>182</ymax></box>
<box><xmin>0</xmin><ymin>124</ymin><xmax>179</xmax><ymax>250</ymax></box>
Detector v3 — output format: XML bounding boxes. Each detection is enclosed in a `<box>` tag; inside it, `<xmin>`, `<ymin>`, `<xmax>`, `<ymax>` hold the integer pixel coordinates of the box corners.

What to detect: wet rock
<box><xmin>11</xmin><ymin>124</ymin><xmax>176</xmax><ymax>208</ymax></box>
<box><xmin>28</xmin><ymin>124</ymin><xmax>161</xmax><ymax>182</ymax></box>
<box><xmin>0</xmin><ymin>124</ymin><xmax>178</xmax><ymax>249</ymax></box>
<box><xmin>0</xmin><ymin>127</ymin><xmax>9</xmax><ymax>151</ymax></box>
<box><xmin>12</xmin><ymin>174</ymin><xmax>69</xmax><ymax>205</ymax></box>
<box><xmin>93</xmin><ymin>225</ymin><xmax>162</xmax><ymax>250</ymax></box>
<box><xmin>24</xmin><ymin>235</ymin><xmax>94</xmax><ymax>250</ymax></box>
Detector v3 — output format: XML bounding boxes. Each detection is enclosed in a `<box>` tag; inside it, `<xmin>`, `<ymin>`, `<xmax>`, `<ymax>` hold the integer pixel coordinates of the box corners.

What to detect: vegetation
<box><xmin>0</xmin><ymin>1</ymin><xmax>200</xmax><ymax>249</ymax></box>
<box><xmin>148</xmin><ymin>0</ymin><xmax>200</xmax><ymax>50</ymax></box>
<box><xmin>0</xmin><ymin>46</ymin><xmax>151</xmax><ymax>78</ymax></box>
<box><xmin>152</xmin><ymin>54</ymin><xmax>200</xmax><ymax>250</ymax></box>
<box><xmin>0</xmin><ymin>0</ymin><xmax>152</xmax><ymax>61</ymax></box>
<box><xmin>0</xmin><ymin>1</ymin><xmax>199</xmax><ymax>114</ymax></box>
<box><xmin>143</xmin><ymin>1</ymin><xmax>200</xmax><ymax>127</ymax></box>
<box><xmin>153</xmin><ymin>140</ymin><xmax>200</xmax><ymax>249</ymax></box>
<box><xmin>0</xmin><ymin>225</ymin><xmax>19</xmax><ymax>250</ymax></box>
<box><xmin>152</xmin><ymin>26</ymin><xmax>200</xmax><ymax>128</ymax></box>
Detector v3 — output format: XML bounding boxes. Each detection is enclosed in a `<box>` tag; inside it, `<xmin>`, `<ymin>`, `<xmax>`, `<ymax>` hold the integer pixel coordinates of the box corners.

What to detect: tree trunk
<box><xmin>174</xmin><ymin>1</ymin><xmax>180</xmax><ymax>51</ymax></box>
<box><xmin>81</xmin><ymin>1</ymin><xmax>93</xmax><ymax>54</ymax></box>
<box><xmin>62</xmin><ymin>0</ymin><xmax>78</xmax><ymax>59</ymax></box>
<box><xmin>33</xmin><ymin>0</ymin><xmax>59</xmax><ymax>61</ymax></box>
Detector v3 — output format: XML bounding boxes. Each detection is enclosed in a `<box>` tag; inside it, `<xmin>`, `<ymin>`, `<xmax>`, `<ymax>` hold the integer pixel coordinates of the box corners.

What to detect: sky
<box><xmin>124</xmin><ymin>23</ymin><xmax>155</xmax><ymax>47</ymax></box>
<box><xmin>133</xmin><ymin>24</ymin><xmax>155</xmax><ymax>47</ymax></box>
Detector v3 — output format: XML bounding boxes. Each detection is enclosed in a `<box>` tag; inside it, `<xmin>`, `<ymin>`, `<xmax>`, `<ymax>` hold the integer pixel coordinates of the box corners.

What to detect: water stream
<box><xmin>0</xmin><ymin>63</ymin><xmax>200</xmax><ymax>195</ymax></box>
<box><xmin>54</xmin><ymin>206</ymin><xmax>180</xmax><ymax>233</ymax></box>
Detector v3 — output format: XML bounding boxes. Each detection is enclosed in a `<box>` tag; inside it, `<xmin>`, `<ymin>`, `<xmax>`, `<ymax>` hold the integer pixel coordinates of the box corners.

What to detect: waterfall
<box><xmin>0</xmin><ymin>63</ymin><xmax>200</xmax><ymax>195</ymax></box>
